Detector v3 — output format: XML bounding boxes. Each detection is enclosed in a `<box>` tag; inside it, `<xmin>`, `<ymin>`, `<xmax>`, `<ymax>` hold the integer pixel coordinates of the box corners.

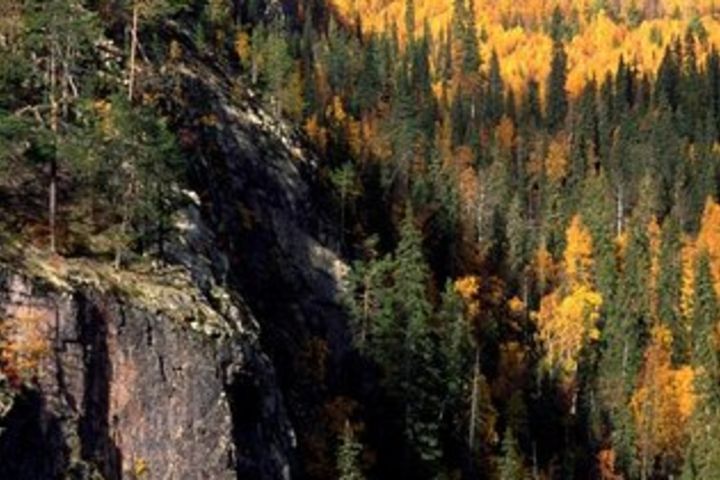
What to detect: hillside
<box><xmin>5</xmin><ymin>0</ymin><xmax>720</xmax><ymax>479</ymax></box>
<box><xmin>333</xmin><ymin>0</ymin><xmax>720</xmax><ymax>96</ymax></box>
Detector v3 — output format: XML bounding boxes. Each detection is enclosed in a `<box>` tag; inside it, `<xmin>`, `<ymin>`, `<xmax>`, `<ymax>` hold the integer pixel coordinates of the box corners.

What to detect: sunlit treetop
<box><xmin>332</xmin><ymin>0</ymin><xmax>720</xmax><ymax>97</ymax></box>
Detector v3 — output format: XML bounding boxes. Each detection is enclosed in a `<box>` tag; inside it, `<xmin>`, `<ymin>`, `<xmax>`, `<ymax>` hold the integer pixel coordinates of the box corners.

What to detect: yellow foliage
<box><xmin>0</xmin><ymin>307</ymin><xmax>50</xmax><ymax>386</ymax></box>
<box><xmin>680</xmin><ymin>237</ymin><xmax>697</xmax><ymax>320</ymax></box>
<box><xmin>496</xmin><ymin>116</ymin><xmax>515</xmax><ymax>153</ymax></box>
<box><xmin>455</xmin><ymin>275</ymin><xmax>481</xmax><ymax>318</ymax></box>
<box><xmin>630</xmin><ymin>326</ymin><xmax>696</xmax><ymax>466</ymax></box>
<box><xmin>234</xmin><ymin>31</ymin><xmax>252</xmax><ymax>67</ymax></box>
<box><xmin>533</xmin><ymin>215</ymin><xmax>602</xmax><ymax>383</ymax></box>
<box><xmin>696</xmin><ymin>197</ymin><xmax>720</xmax><ymax>294</ymax></box>
<box><xmin>133</xmin><ymin>458</ymin><xmax>149</xmax><ymax>479</ymax></box>
<box><xmin>564</xmin><ymin>215</ymin><xmax>594</xmax><ymax>286</ymax></box>
<box><xmin>331</xmin><ymin>0</ymin><xmax>720</xmax><ymax>98</ymax></box>
<box><xmin>532</xmin><ymin>243</ymin><xmax>556</xmax><ymax>289</ymax></box>
<box><xmin>327</xmin><ymin>95</ymin><xmax>348</xmax><ymax>126</ymax></box>
<box><xmin>305</xmin><ymin>115</ymin><xmax>328</xmax><ymax>153</ymax></box>
<box><xmin>545</xmin><ymin>135</ymin><xmax>569</xmax><ymax>183</ymax></box>
<box><xmin>534</xmin><ymin>285</ymin><xmax>602</xmax><ymax>381</ymax></box>
<box><xmin>508</xmin><ymin>296</ymin><xmax>525</xmax><ymax>315</ymax></box>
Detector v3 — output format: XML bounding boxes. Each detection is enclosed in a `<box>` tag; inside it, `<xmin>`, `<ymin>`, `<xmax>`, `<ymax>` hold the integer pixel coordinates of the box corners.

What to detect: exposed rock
<box><xmin>0</xmin><ymin>248</ymin><xmax>294</xmax><ymax>480</ymax></box>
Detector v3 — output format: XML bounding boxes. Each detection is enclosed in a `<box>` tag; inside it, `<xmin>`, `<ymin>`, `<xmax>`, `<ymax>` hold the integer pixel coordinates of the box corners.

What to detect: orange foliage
<box><xmin>496</xmin><ymin>116</ymin><xmax>516</xmax><ymax>153</ymax></box>
<box><xmin>545</xmin><ymin>135</ymin><xmax>569</xmax><ymax>183</ymax></box>
<box><xmin>534</xmin><ymin>285</ymin><xmax>602</xmax><ymax>381</ymax></box>
<box><xmin>305</xmin><ymin>115</ymin><xmax>328</xmax><ymax>153</ymax></box>
<box><xmin>532</xmin><ymin>242</ymin><xmax>557</xmax><ymax>290</ymax></box>
<box><xmin>493</xmin><ymin>341</ymin><xmax>529</xmax><ymax>398</ymax></box>
<box><xmin>630</xmin><ymin>326</ymin><xmax>696</xmax><ymax>466</ymax></box>
<box><xmin>696</xmin><ymin>197</ymin><xmax>720</xmax><ymax>293</ymax></box>
<box><xmin>534</xmin><ymin>214</ymin><xmax>602</xmax><ymax>383</ymax></box>
<box><xmin>508</xmin><ymin>296</ymin><xmax>525</xmax><ymax>315</ymax></box>
<box><xmin>332</xmin><ymin>0</ymin><xmax>720</xmax><ymax>98</ymax></box>
<box><xmin>563</xmin><ymin>215</ymin><xmax>594</xmax><ymax>286</ymax></box>
<box><xmin>0</xmin><ymin>307</ymin><xmax>50</xmax><ymax>387</ymax></box>
<box><xmin>597</xmin><ymin>448</ymin><xmax>623</xmax><ymax>480</ymax></box>
<box><xmin>455</xmin><ymin>275</ymin><xmax>481</xmax><ymax>318</ymax></box>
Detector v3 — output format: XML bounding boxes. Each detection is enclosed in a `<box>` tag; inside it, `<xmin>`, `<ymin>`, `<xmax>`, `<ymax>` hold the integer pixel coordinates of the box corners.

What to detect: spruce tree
<box><xmin>657</xmin><ymin>216</ymin><xmax>686</xmax><ymax>364</ymax></box>
<box><xmin>682</xmin><ymin>253</ymin><xmax>720</xmax><ymax>480</ymax></box>
<box><xmin>546</xmin><ymin>39</ymin><xmax>569</xmax><ymax>132</ymax></box>
<box><xmin>486</xmin><ymin>50</ymin><xmax>504</xmax><ymax>125</ymax></box>
<box><xmin>498</xmin><ymin>428</ymin><xmax>525</xmax><ymax>480</ymax></box>
<box><xmin>394</xmin><ymin>207</ymin><xmax>443</xmax><ymax>468</ymax></box>
<box><xmin>337</xmin><ymin>422</ymin><xmax>365</xmax><ymax>480</ymax></box>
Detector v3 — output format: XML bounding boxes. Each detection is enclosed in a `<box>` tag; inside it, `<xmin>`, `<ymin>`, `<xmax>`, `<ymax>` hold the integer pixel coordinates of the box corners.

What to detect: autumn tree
<box><xmin>631</xmin><ymin>326</ymin><xmax>695</xmax><ymax>478</ymax></box>
<box><xmin>535</xmin><ymin>215</ymin><xmax>602</xmax><ymax>385</ymax></box>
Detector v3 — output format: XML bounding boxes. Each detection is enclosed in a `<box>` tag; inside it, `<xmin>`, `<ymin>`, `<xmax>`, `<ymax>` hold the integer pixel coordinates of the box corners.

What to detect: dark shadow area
<box><xmin>225</xmin><ymin>364</ymin><xmax>264</xmax><ymax>480</ymax></box>
<box><xmin>0</xmin><ymin>388</ymin><xmax>68</xmax><ymax>479</ymax></box>
<box><xmin>77</xmin><ymin>293</ymin><xmax>122</xmax><ymax>480</ymax></box>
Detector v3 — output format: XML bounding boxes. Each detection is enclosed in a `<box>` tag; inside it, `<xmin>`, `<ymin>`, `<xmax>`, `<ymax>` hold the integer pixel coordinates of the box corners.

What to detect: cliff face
<box><xmin>0</xmin><ymin>30</ymin><xmax>349</xmax><ymax>480</ymax></box>
<box><xmin>0</xmin><ymin>245</ymin><xmax>295</xmax><ymax>480</ymax></box>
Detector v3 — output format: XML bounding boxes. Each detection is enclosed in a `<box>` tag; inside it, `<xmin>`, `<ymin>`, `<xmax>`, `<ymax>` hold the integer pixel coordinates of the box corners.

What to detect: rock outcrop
<box><xmin>0</xmin><ymin>19</ymin><xmax>350</xmax><ymax>480</ymax></box>
<box><xmin>0</xmin><ymin>243</ymin><xmax>295</xmax><ymax>480</ymax></box>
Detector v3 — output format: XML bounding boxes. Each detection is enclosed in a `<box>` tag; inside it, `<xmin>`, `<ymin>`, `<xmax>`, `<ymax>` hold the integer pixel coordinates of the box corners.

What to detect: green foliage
<box><xmin>498</xmin><ymin>428</ymin><xmax>525</xmax><ymax>480</ymax></box>
<box><xmin>66</xmin><ymin>95</ymin><xmax>182</xmax><ymax>258</ymax></box>
<box><xmin>337</xmin><ymin>423</ymin><xmax>365</xmax><ymax>480</ymax></box>
<box><xmin>546</xmin><ymin>40</ymin><xmax>568</xmax><ymax>132</ymax></box>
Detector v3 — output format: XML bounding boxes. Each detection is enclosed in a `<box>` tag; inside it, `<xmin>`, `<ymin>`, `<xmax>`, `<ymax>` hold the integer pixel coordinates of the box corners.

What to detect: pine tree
<box><xmin>690</xmin><ymin>253</ymin><xmax>720</xmax><ymax>402</ymax></box>
<box><xmin>394</xmin><ymin>207</ymin><xmax>443</xmax><ymax>467</ymax></box>
<box><xmin>655</xmin><ymin>42</ymin><xmax>681</xmax><ymax>110</ymax></box>
<box><xmin>682</xmin><ymin>253</ymin><xmax>720</xmax><ymax>480</ymax></box>
<box><xmin>356</xmin><ymin>34</ymin><xmax>381</xmax><ymax>113</ymax></box>
<box><xmin>657</xmin><ymin>217</ymin><xmax>686</xmax><ymax>365</ymax></box>
<box><xmin>23</xmin><ymin>0</ymin><xmax>99</xmax><ymax>252</ymax></box>
<box><xmin>486</xmin><ymin>50</ymin><xmax>504</xmax><ymax>125</ymax></box>
<box><xmin>498</xmin><ymin>428</ymin><xmax>525</xmax><ymax>480</ymax></box>
<box><xmin>68</xmin><ymin>94</ymin><xmax>181</xmax><ymax>266</ymax></box>
<box><xmin>461</xmin><ymin>0</ymin><xmax>481</xmax><ymax>76</ymax></box>
<box><xmin>337</xmin><ymin>422</ymin><xmax>365</xmax><ymax>480</ymax></box>
<box><xmin>546</xmin><ymin>39</ymin><xmax>568</xmax><ymax>132</ymax></box>
<box><xmin>262</xmin><ymin>24</ymin><xmax>299</xmax><ymax>117</ymax></box>
<box><xmin>522</xmin><ymin>78</ymin><xmax>543</xmax><ymax>128</ymax></box>
<box><xmin>506</xmin><ymin>193</ymin><xmax>528</xmax><ymax>275</ymax></box>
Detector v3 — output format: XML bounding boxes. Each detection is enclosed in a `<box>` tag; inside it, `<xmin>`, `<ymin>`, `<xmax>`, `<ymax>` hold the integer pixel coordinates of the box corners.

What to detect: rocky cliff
<box><xmin>0</xmin><ymin>22</ymin><xmax>349</xmax><ymax>479</ymax></box>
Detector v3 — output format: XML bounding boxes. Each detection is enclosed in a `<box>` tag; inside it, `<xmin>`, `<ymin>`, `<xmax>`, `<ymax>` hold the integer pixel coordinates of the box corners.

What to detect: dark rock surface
<box><xmin>0</xmin><ymin>269</ymin><xmax>294</xmax><ymax>480</ymax></box>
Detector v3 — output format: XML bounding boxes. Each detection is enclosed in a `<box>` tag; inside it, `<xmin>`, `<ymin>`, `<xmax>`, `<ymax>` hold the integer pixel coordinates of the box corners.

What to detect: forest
<box><xmin>3</xmin><ymin>0</ymin><xmax>720</xmax><ymax>479</ymax></box>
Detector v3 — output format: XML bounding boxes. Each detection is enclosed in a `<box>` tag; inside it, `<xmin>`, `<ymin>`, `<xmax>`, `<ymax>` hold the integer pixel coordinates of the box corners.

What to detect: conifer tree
<box><xmin>546</xmin><ymin>39</ymin><xmax>568</xmax><ymax>132</ymax></box>
<box><xmin>657</xmin><ymin>217</ymin><xmax>686</xmax><ymax>364</ymax></box>
<box><xmin>394</xmin><ymin>207</ymin><xmax>443</xmax><ymax>467</ymax></box>
<box><xmin>337</xmin><ymin>422</ymin><xmax>365</xmax><ymax>480</ymax></box>
<box><xmin>486</xmin><ymin>50</ymin><xmax>504</xmax><ymax>125</ymax></box>
<box><xmin>682</xmin><ymin>253</ymin><xmax>720</xmax><ymax>480</ymax></box>
<box><xmin>498</xmin><ymin>428</ymin><xmax>525</xmax><ymax>480</ymax></box>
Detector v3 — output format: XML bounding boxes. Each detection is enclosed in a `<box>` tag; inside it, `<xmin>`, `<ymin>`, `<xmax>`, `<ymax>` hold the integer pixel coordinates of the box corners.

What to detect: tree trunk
<box><xmin>468</xmin><ymin>346</ymin><xmax>481</xmax><ymax>450</ymax></box>
<box><xmin>251</xmin><ymin>57</ymin><xmax>258</xmax><ymax>85</ymax></box>
<box><xmin>361</xmin><ymin>271</ymin><xmax>371</xmax><ymax>347</ymax></box>
<box><xmin>616</xmin><ymin>185</ymin><xmax>624</xmax><ymax>238</ymax></box>
<box><xmin>128</xmin><ymin>2</ymin><xmax>139</xmax><ymax>101</ymax></box>
<box><xmin>49</xmin><ymin>40</ymin><xmax>59</xmax><ymax>254</ymax></box>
